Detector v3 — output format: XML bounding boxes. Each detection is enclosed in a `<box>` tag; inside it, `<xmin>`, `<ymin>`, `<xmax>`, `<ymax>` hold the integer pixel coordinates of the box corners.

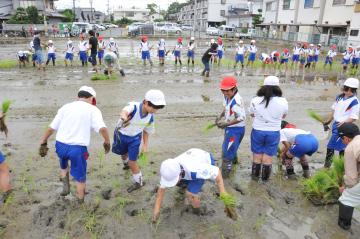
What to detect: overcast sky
<box><xmin>56</xmin><ymin>0</ymin><xmax>187</xmax><ymax>13</ymax></box>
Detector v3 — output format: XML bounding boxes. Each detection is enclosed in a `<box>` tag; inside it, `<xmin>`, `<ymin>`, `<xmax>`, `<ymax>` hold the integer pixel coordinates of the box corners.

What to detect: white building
<box><xmin>261</xmin><ymin>0</ymin><xmax>359</xmax><ymax>45</ymax></box>
<box><xmin>113</xmin><ymin>7</ymin><xmax>150</xmax><ymax>22</ymax></box>
<box><xmin>225</xmin><ymin>0</ymin><xmax>263</xmax><ymax>28</ymax></box>
<box><xmin>348</xmin><ymin>2</ymin><xmax>360</xmax><ymax>46</ymax></box>
<box><xmin>177</xmin><ymin>0</ymin><xmax>241</xmax><ymax>31</ymax></box>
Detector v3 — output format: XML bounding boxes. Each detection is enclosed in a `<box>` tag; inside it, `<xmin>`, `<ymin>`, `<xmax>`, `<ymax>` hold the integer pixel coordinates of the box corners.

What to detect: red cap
<box><xmin>217</xmin><ymin>37</ymin><xmax>222</xmax><ymax>44</ymax></box>
<box><xmin>348</xmin><ymin>47</ymin><xmax>353</xmax><ymax>52</ymax></box>
<box><xmin>220</xmin><ymin>76</ymin><xmax>237</xmax><ymax>90</ymax></box>
<box><xmin>177</xmin><ymin>37</ymin><xmax>183</xmax><ymax>42</ymax></box>
<box><xmin>284</xmin><ymin>48</ymin><xmax>289</xmax><ymax>53</ymax></box>
<box><xmin>285</xmin><ymin>123</ymin><xmax>296</xmax><ymax>129</ymax></box>
<box><xmin>274</xmin><ymin>51</ymin><xmax>280</xmax><ymax>57</ymax></box>
<box><xmin>141</xmin><ymin>35</ymin><xmax>148</xmax><ymax>41</ymax></box>
<box><xmin>303</xmin><ymin>42</ymin><xmax>309</xmax><ymax>48</ymax></box>
<box><xmin>331</xmin><ymin>44</ymin><xmax>337</xmax><ymax>49</ymax></box>
<box><xmin>98</xmin><ymin>36</ymin><xmax>103</xmax><ymax>40</ymax></box>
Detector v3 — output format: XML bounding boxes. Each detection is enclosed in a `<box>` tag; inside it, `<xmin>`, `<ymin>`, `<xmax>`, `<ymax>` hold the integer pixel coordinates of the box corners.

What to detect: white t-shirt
<box><xmin>108</xmin><ymin>42</ymin><xmax>118</xmax><ymax>52</ymax></box>
<box><xmin>50</xmin><ymin>101</ymin><xmax>106</xmax><ymax>146</ymax></box>
<box><xmin>98</xmin><ymin>41</ymin><xmax>106</xmax><ymax>50</ymax></box>
<box><xmin>293</xmin><ymin>47</ymin><xmax>301</xmax><ymax>55</ymax></box>
<box><xmin>175</xmin><ymin>43</ymin><xmax>182</xmax><ymax>51</ymax></box>
<box><xmin>260</xmin><ymin>53</ymin><xmax>270</xmax><ymax>62</ymax></box>
<box><xmin>327</xmin><ymin>50</ymin><xmax>337</xmax><ymax>58</ymax></box>
<box><xmin>314</xmin><ymin>48</ymin><xmax>320</xmax><ymax>56</ymax></box>
<box><xmin>119</xmin><ymin>101</ymin><xmax>155</xmax><ymax>136</ymax></box>
<box><xmin>280</xmin><ymin>128</ymin><xmax>310</xmax><ymax>144</ymax></box>
<box><xmin>308</xmin><ymin>48</ymin><xmax>314</xmax><ymax>56</ymax></box>
<box><xmin>157</xmin><ymin>41</ymin><xmax>166</xmax><ymax>50</ymax></box>
<box><xmin>48</xmin><ymin>45</ymin><xmax>56</xmax><ymax>54</ymax></box>
<box><xmin>353</xmin><ymin>50</ymin><xmax>360</xmax><ymax>58</ymax></box>
<box><xmin>160</xmin><ymin>148</ymin><xmax>219</xmax><ymax>188</ymax></box>
<box><xmin>188</xmin><ymin>42</ymin><xmax>195</xmax><ymax>51</ymax></box>
<box><xmin>217</xmin><ymin>44</ymin><xmax>224</xmax><ymax>51</ymax></box>
<box><xmin>66</xmin><ymin>44</ymin><xmax>75</xmax><ymax>54</ymax></box>
<box><xmin>332</xmin><ymin>95</ymin><xmax>359</xmax><ymax>122</ymax></box>
<box><xmin>140</xmin><ymin>42</ymin><xmax>150</xmax><ymax>51</ymax></box>
<box><xmin>248</xmin><ymin>45</ymin><xmax>257</xmax><ymax>53</ymax></box>
<box><xmin>223</xmin><ymin>92</ymin><xmax>246</xmax><ymax>127</ymax></box>
<box><xmin>29</xmin><ymin>41</ymin><xmax>35</xmax><ymax>51</ymax></box>
<box><xmin>236</xmin><ymin>45</ymin><xmax>245</xmax><ymax>54</ymax></box>
<box><xmin>343</xmin><ymin>51</ymin><xmax>352</xmax><ymax>60</ymax></box>
<box><xmin>78</xmin><ymin>41</ymin><xmax>88</xmax><ymax>51</ymax></box>
<box><xmin>249</xmin><ymin>96</ymin><xmax>288</xmax><ymax>131</ymax></box>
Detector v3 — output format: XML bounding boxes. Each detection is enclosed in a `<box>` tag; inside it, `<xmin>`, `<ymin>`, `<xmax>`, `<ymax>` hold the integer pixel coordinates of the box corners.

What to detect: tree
<box><xmin>252</xmin><ymin>14</ymin><xmax>263</xmax><ymax>27</ymax></box>
<box><xmin>115</xmin><ymin>17</ymin><xmax>134</xmax><ymax>27</ymax></box>
<box><xmin>147</xmin><ymin>3</ymin><xmax>158</xmax><ymax>15</ymax></box>
<box><xmin>26</xmin><ymin>6</ymin><xmax>40</xmax><ymax>23</ymax></box>
<box><xmin>60</xmin><ymin>9</ymin><xmax>75</xmax><ymax>22</ymax></box>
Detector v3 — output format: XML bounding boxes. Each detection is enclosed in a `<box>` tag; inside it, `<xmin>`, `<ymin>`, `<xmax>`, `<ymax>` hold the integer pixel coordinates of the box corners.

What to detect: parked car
<box><xmin>92</xmin><ymin>24</ymin><xmax>106</xmax><ymax>31</ymax></box>
<box><xmin>218</xmin><ymin>25</ymin><xmax>235</xmax><ymax>38</ymax></box>
<box><xmin>105</xmin><ymin>23</ymin><xmax>119</xmax><ymax>28</ymax></box>
<box><xmin>127</xmin><ymin>22</ymin><xmax>145</xmax><ymax>32</ymax></box>
<box><xmin>128</xmin><ymin>23</ymin><xmax>154</xmax><ymax>36</ymax></box>
<box><xmin>235</xmin><ymin>28</ymin><xmax>256</xmax><ymax>39</ymax></box>
<box><xmin>160</xmin><ymin>25</ymin><xmax>182</xmax><ymax>34</ymax></box>
<box><xmin>206</xmin><ymin>27</ymin><xmax>219</xmax><ymax>36</ymax></box>
<box><xmin>181</xmin><ymin>24</ymin><xmax>194</xmax><ymax>31</ymax></box>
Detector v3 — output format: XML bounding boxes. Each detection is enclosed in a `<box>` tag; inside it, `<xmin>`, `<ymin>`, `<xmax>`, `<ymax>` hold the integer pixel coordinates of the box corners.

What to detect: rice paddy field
<box><xmin>0</xmin><ymin>37</ymin><xmax>359</xmax><ymax>239</ymax></box>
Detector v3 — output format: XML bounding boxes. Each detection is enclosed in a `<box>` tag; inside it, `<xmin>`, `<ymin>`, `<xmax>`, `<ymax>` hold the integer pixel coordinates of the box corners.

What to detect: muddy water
<box><xmin>0</xmin><ymin>40</ymin><xmax>359</xmax><ymax>239</ymax></box>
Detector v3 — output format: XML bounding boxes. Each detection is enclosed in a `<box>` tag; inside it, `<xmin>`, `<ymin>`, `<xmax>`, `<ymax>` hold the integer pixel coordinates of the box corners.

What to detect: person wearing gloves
<box><xmin>249</xmin><ymin>76</ymin><xmax>288</xmax><ymax>181</ymax></box>
<box><xmin>64</xmin><ymin>39</ymin><xmax>75</xmax><ymax>67</ymax></box>
<box><xmin>157</xmin><ymin>38</ymin><xmax>166</xmax><ymax>65</ymax></box>
<box><xmin>139</xmin><ymin>35</ymin><xmax>153</xmax><ymax>66</ymax></box>
<box><xmin>0</xmin><ymin>111</ymin><xmax>12</xmax><ymax>206</ymax></box>
<box><xmin>152</xmin><ymin>148</ymin><xmax>228</xmax><ymax>222</ymax></box>
<box><xmin>107</xmin><ymin>37</ymin><xmax>119</xmax><ymax>56</ymax></box>
<box><xmin>337</xmin><ymin>123</ymin><xmax>360</xmax><ymax>230</ymax></box>
<box><xmin>322</xmin><ymin>78</ymin><xmax>359</xmax><ymax>168</ymax></box>
<box><xmin>279</xmin><ymin>121</ymin><xmax>318</xmax><ymax>179</ymax></box>
<box><xmin>112</xmin><ymin>90</ymin><xmax>166</xmax><ymax>193</ymax></box>
<box><xmin>173</xmin><ymin>37</ymin><xmax>183</xmax><ymax>65</ymax></box>
<box><xmin>39</xmin><ymin>86</ymin><xmax>111</xmax><ymax>204</ymax></box>
<box><xmin>215</xmin><ymin>77</ymin><xmax>246</xmax><ymax>177</ymax></box>
<box><xmin>233</xmin><ymin>40</ymin><xmax>246</xmax><ymax>69</ymax></box>
<box><xmin>246</xmin><ymin>39</ymin><xmax>257</xmax><ymax>67</ymax></box>
<box><xmin>187</xmin><ymin>37</ymin><xmax>196</xmax><ymax>66</ymax></box>
<box><xmin>103</xmin><ymin>51</ymin><xmax>125</xmax><ymax>77</ymax></box>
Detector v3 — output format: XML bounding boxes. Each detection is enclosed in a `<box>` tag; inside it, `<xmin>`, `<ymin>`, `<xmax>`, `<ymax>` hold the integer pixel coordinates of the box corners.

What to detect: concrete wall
<box><xmin>322</xmin><ymin>0</ymin><xmax>353</xmax><ymax>25</ymax></box>
<box><xmin>263</xmin><ymin>0</ymin><xmax>277</xmax><ymax>23</ymax></box>
<box><xmin>348</xmin><ymin>11</ymin><xmax>360</xmax><ymax>45</ymax></box>
<box><xmin>277</xmin><ymin>0</ymin><xmax>296</xmax><ymax>24</ymax></box>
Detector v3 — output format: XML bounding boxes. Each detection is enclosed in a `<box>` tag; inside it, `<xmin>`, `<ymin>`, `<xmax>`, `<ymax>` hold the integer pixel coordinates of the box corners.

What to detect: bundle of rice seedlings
<box><xmin>0</xmin><ymin>100</ymin><xmax>11</xmax><ymax>137</ymax></box>
<box><xmin>138</xmin><ymin>152</ymin><xmax>148</xmax><ymax>167</ymax></box>
<box><xmin>202</xmin><ymin>122</ymin><xmax>216</xmax><ymax>133</ymax></box>
<box><xmin>306</xmin><ymin>109</ymin><xmax>323</xmax><ymax>123</ymax></box>
<box><xmin>90</xmin><ymin>73</ymin><xmax>117</xmax><ymax>81</ymax></box>
<box><xmin>0</xmin><ymin>60</ymin><xmax>17</xmax><ymax>69</ymax></box>
<box><xmin>332</xmin><ymin>156</ymin><xmax>345</xmax><ymax>185</ymax></box>
<box><xmin>220</xmin><ymin>193</ymin><xmax>238</xmax><ymax>220</ymax></box>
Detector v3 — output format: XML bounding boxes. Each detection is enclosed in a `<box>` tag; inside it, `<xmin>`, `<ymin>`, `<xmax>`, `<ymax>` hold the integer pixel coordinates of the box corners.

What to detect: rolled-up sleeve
<box><xmin>49</xmin><ymin>107</ymin><xmax>63</xmax><ymax>130</ymax></box>
<box><xmin>91</xmin><ymin>108</ymin><xmax>106</xmax><ymax>133</ymax></box>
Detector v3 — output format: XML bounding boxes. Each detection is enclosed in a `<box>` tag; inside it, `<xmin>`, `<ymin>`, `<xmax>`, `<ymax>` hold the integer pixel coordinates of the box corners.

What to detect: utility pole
<box><xmin>90</xmin><ymin>0</ymin><xmax>93</xmax><ymax>22</ymax></box>
<box><xmin>73</xmin><ymin>0</ymin><xmax>76</xmax><ymax>22</ymax></box>
<box><xmin>193</xmin><ymin>0</ymin><xmax>197</xmax><ymax>34</ymax></box>
<box><xmin>43</xmin><ymin>0</ymin><xmax>48</xmax><ymax>36</ymax></box>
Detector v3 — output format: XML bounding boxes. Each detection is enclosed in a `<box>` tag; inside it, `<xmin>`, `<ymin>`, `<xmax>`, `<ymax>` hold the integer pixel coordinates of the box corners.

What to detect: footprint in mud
<box><xmin>101</xmin><ymin>188</ymin><xmax>112</xmax><ymax>200</ymax></box>
<box><xmin>266</xmin><ymin>184</ymin><xmax>295</xmax><ymax>204</ymax></box>
<box><xmin>180</xmin><ymin>204</ymin><xmax>215</xmax><ymax>217</ymax></box>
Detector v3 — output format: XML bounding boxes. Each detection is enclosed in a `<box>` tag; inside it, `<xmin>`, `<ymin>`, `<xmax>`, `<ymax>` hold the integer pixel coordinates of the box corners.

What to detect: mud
<box><xmin>0</xmin><ymin>39</ymin><xmax>360</xmax><ymax>239</ymax></box>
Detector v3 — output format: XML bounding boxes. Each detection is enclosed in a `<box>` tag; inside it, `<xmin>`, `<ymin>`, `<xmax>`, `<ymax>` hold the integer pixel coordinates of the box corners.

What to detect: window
<box><xmin>266</xmin><ymin>2</ymin><xmax>272</xmax><ymax>11</ymax></box>
<box><xmin>125</xmin><ymin>12</ymin><xmax>134</xmax><ymax>17</ymax></box>
<box><xmin>350</xmin><ymin>30</ymin><xmax>359</xmax><ymax>36</ymax></box>
<box><xmin>333</xmin><ymin>0</ymin><xmax>346</xmax><ymax>5</ymax></box>
<box><xmin>283</xmin><ymin>0</ymin><xmax>291</xmax><ymax>10</ymax></box>
<box><xmin>221</xmin><ymin>0</ymin><xmax>226</xmax><ymax>4</ymax></box>
<box><xmin>220</xmin><ymin>10</ymin><xmax>225</xmax><ymax>16</ymax></box>
<box><xmin>304</xmin><ymin>0</ymin><xmax>314</xmax><ymax>8</ymax></box>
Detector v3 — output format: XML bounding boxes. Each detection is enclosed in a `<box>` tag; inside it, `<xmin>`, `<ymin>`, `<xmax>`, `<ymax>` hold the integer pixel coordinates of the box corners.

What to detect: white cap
<box><xmin>160</xmin><ymin>159</ymin><xmax>181</xmax><ymax>188</ymax></box>
<box><xmin>317</xmin><ymin>44</ymin><xmax>322</xmax><ymax>47</ymax></box>
<box><xmin>145</xmin><ymin>89</ymin><xmax>166</xmax><ymax>106</ymax></box>
<box><xmin>110</xmin><ymin>37</ymin><xmax>114</xmax><ymax>42</ymax></box>
<box><xmin>251</xmin><ymin>39</ymin><xmax>256</xmax><ymax>43</ymax></box>
<box><xmin>239</xmin><ymin>40</ymin><xmax>244</xmax><ymax>44</ymax></box>
<box><xmin>190</xmin><ymin>37</ymin><xmax>195</xmax><ymax>41</ymax></box>
<box><xmin>210</xmin><ymin>39</ymin><xmax>215</xmax><ymax>44</ymax></box>
<box><xmin>48</xmin><ymin>40</ymin><xmax>53</xmax><ymax>44</ymax></box>
<box><xmin>67</xmin><ymin>40</ymin><xmax>72</xmax><ymax>44</ymax></box>
<box><xmin>78</xmin><ymin>86</ymin><xmax>96</xmax><ymax>97</ymax></box>
<box><xmin>160</xmin><ymin>38</ymin><xmax>165</xmax><ymax>42</ymax></box>
<box><xmin>344</xmin><ymin>78</ymin><xmax>359</xmax><ymax>89</ymax></box>
<box><xmin>310</xmin><ymin>44</ymin><xmax>314</xmax><ymax>47</ymax></box>
<box><xmin>264</xmin><ymin>76</ymin><xmax>280</xmax><ymax>86</ymax></box>
<box><xmin>357</xmin><ymin>45</ymin><xmax>360</xmax><ymax>49</ymax></box>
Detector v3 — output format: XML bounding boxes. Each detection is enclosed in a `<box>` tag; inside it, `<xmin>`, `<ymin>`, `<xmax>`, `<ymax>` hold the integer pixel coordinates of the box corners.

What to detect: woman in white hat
<box><xmin>249</xmin><ymin>76</ymin><xmax>288</xmax><ymax>181</ymax></box>
<box><xmin>322</xmin><ymin>78</ymin><xmax>360</xmax><ymax>168</ymax></box>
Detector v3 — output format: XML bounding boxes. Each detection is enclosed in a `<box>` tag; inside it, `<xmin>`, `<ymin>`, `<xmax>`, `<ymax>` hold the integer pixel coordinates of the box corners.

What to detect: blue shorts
<box><xmin>289</xmin><ymin>134</ymin><xmax>319</xmax><ymax>158</ymax></box>
<box><xmin>187</xmin><ymin>50</ymin><xmax>194</xmax><ymax>58</ymax></box>
<box><xmin>327</xmin><ymin>122</ymin><xmax>346</xmax><ymax>151</ymax></box>
<box><xmin>292</xmin><ymin>54</ymin><xmax>299</xmax><ymax>62</ymax></box>
<box><xmin>235</xmin><ymin>54</ymin><xmax>244</xmax><ymax>63</ymax></box>
<box><xmin>307</xmin><ymin>56</ymin><xmax>313</xmax><ymax>63</ymax></box>
<box><xmin>181</xmin><ymin>154</ymin><xmax>215</xmax><ymax>194</ymax></box>
<box><xmin>325</xmin><ymin>56</ymin><xmax>333</xmax><ymax>65</ymax></box>
<box><xmin>55</xmin><ymin>141</ymin><xmax>88</xmax><ymax>182</ymax></box>
<box><xmin>251</xmin><ymin>129</ymin><xmax>280</xmax><ymax>156</ymax></box>
<box><xmin>112</xmin><ymin>130</ymin><xmax>141</xmax><ymax>161</ymax></box>
<box><xmin>313</xmin><ymin>55</ymin><xmax>319</xmax><ymax>62</ymax></box>
<box><xmin>79</xmin><ymin>51</ymin><xmax>87</xmax><ymax>62</ymax></box>
<box><xmin>98</xmin><ymin>50</ymin><xmax>104</xmax><ymax>59</ymax></box>
<box><xmin>222</xmin><ymin>127</ymin><xmax>245</xmax><ymax>161</ymax></box>
<box><xmin>32</xmin><ymin>53</ymin><xmax>37</xmax><ymax>61</ymax></box>
<box><xmin>47</xmin><ymin>53</ymin><xmax>56</xmax><ymax>61</ymax></box>
<box><xmin>35</xmin><ymin>50</ymin><xmax>43</xmax><ymax>64</ymax></box>
<box><xmin>65</xmin><ymin>52</ymin><xmax>73</xmax><ymax>61</ymax></box>
<box><xmin>281</xmin><ymin>58</ymin><xmax>288</xmax><ymax>64</ymax></box>
<box><xmin>0</xmin><ymin>151</ymin><xmax>5</xmax><ymax>164</ymax></box>
<box><xmin>217</xmin><ymin>50</ymin><xmax>223</xmax><ymax>59</ymax></box>
<box><xmin>142</xmin><ymin>51</ymin><xmax>150</xmax><ymax>60</ymax></box>
<box><xmin>158</xmin><ymin>50</ymin><xmax>165</xmax><ymax>58</ymax></box>
<box><xmin>174</xmin><ymin>50</ymin><xmax>181</xmax><ymax>57</ymax></box>
<box><xmin>273</xmin><ymin>57</ymin><xmax>279</xmax><ymax>62</ymax></box>
<box><xmin>352</xmin><ymin>58</ymin><xmax>360</xmax><ymax>65</ymax></box>
<box><xmin>342</xmin><ymin>58</ymin><xmax>350</xmax><ymax>65</ymax></box>
<box><xmin>248</xmin><ymin>53</ymin><xmax>256</xmax><ymax>62</ymax></box>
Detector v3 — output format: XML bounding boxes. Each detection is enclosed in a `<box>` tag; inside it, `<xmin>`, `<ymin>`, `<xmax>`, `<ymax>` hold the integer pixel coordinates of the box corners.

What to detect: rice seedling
<box><xmin>203</xmin><ymin>122</ymin><xmax>217</xmax><ymax>133</ymax></box>
<box><xmin>0</xmin><ymin>60</ymin><xmax>17</xmax><ymax>69</ymax></box>
<box><xmin>219</xmin><ymin>193</ymin><xmax>238</xmax><ymax>220</ymax></box>
<box><xmin>90</xmin><ymin>73</ymin><xmax>117</xmax><ymax>81</ymax></box>
<box><xmin>306</xmin><ymin>109</ymin><xmax>323</xmax><ymax>123</ymax></box>
<box><xmin>84</xmin><ymin>212</ymin><xmax>96</xmax><ymax>232</ymax></box>
<box><xmin>2</xmin><ymin>100</ymin><xmax>11</xmax><ymax>114</ymax></box>
<box><xmin>138</xmin><ymin>152</ymin><xmax>148</xmax><ymax>168</ymax></box>
<box><xmin>0</xmin><ymin>100</ymin><xmax>12</xmax><ymax>137</ymax></box>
